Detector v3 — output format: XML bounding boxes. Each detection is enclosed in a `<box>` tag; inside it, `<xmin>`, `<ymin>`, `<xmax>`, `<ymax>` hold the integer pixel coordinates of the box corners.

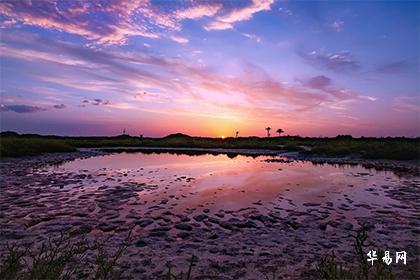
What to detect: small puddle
<box><xmin>46</xmin><ymin>151</ymin><xmax>407</xmax><ymax>225</ymax></box>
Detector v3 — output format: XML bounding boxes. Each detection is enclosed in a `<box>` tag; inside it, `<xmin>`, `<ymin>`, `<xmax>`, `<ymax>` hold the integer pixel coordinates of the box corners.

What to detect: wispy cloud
<box><xmin>241</xmin><ymin>32</ymin><xmax>262</xmax><ymax>43</ymax></box>
<box><xmin>0</xmin><ymin>0</ymin><xmax>417</xmax><ymax>137</ymax></box>
<box><xmin>358</xmin><ymin>96</ymin><xmax>377</xmax><ymax>102</ymax></box>
<box><xmin>297</xmin><ymin>48</ymin><xmax>360</xmax><ymax>73</ymax></box>
<box><xmin>204</xmin><ymin>21</ymin><xmax>233</xmax><ymax>31</ymax></box>
<box><xmin>1</xmin><ymin>104</ymin><xmax>47</xmax><ymax>113</ymax></box>
<box><xmin>175</xmin><ymin>3</ymin><xmax>222</xmax><ymax>20</ymax></box>
<box><xmin>302</xmin><ymin>75</ymin><xmax>377</xmax><ymax>107</ymax></box>
<box><xmin>90</xmin><ymin>99</ymin><xmax>110</xmax><ymax>106</ymax></box>
<box><xmin>0</xmin><ymin>1</ymin><xmax>155</xmax><ymax>45</ymax></box>
<box><xmin>304</xmin><ymin>75</ymin><xmax>332</xmax><ymax>89</ymax></box>
<box><xmin>0</xmin><ymin>31</ymin><xmax>380</xmax><ymax>128</ymax></box>
<box><xmin>278</xmin><ymin>7</ymin><xmax>293</xmax><ymax>16</ymax></box>
<box><xmin>0</xmin><ymin>0</ymin><xmax>275</xmax><ymax>45</ymax></box>
<box><xmin>169</xmin><ymin>35</ymin><xmax>189</xmax><ymax>44</ymax></box>
<box><xmin>330</xmin><ymin>20</ymin><xmax>344</xmax><ymax>32</ymax></box>
<box><xmin>1</xmin><ymin>102</ymin><xmax>68</xmax><ymax>113</ymax></box>
<box><xmin>0</xmin><ymin>0</ymin><xmax>207</xmax><ymax>45</ymax></box>
<box><xmin>373</xmin><ymin>60</ymin><xmax>414</xmax><ymax>74</ymax></box>
<box><xmin>53</xmin><ymin>104</ymin><xmax>66</xmax><ymax>109</ymax></box>
<box><xmin>303</xmin><ymin>75</ymin><xmax>353</xmax><ymax>99</ymax></box>
<box><xmin>205</xmin><ymin>0</ymin><xmax>275</xmax><ymax>31</ymax></box>
<box><xmin>393</xmin><ymin>96</ymin><xmax>420</xmax><ymax>113</ymax></box>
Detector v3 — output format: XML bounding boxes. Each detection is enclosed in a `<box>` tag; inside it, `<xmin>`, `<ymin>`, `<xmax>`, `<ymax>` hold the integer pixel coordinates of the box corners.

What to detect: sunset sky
<box><xmin>0</xmin><ymin>0</ymin><xmax>419</xmax><ymax>137</ymax></box>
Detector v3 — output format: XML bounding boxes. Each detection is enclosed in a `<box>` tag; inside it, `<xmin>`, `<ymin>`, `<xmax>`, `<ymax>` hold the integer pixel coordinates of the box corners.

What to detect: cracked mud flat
<box><xmin>0</xmin><ymin>151</ymin><xmax>419</xmax><ymax>279</ymax></box>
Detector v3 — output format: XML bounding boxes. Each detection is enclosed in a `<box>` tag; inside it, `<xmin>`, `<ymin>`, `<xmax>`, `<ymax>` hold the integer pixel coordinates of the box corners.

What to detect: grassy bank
<box><xmin>0</xmin><ymin>137</ymin><xmax>76</xmax><ymax>157</ymax></box>
<box><xmin>0</xmin><ymin>132</ymin><xmax>419</xmax><ymax>160</ymax></box>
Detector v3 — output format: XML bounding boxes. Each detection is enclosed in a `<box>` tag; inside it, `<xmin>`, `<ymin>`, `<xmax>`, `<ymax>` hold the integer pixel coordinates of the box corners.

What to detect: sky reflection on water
<box><xmin>50</xmin><ymin>152</ymin><xmax>403</xmax><ymax>221</ymax></box>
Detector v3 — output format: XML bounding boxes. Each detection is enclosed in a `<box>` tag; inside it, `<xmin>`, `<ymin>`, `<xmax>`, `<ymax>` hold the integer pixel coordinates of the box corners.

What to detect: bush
<box><xmin>307</xmin><ymin>139</ymin><xmax>420</xmax><ymax>160</ymax></box>
<box><xmin>316</xmin><ymin>225</ymin><xmax>394</xmax><ymax>280</ymax></box>
<box><xmin>0</xmin><ymin>231</ymin><xmax>132</xmax><ymax>280</ymax></box>
<box><xmin>283</xmin><ymin>142</ymin><xmax>305</xmax><ymax>152</ymax></box>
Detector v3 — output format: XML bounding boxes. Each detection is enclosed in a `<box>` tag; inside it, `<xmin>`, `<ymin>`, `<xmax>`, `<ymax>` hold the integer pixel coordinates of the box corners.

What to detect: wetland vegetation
<box><xmin>1</xmin><ymin>132</ymin><xmax>419</xmax><ymax>160</ymax></box>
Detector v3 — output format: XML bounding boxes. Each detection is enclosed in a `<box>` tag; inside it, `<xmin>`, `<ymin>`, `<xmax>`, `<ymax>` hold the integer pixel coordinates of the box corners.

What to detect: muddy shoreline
<box><xmin>1</xmin><ymin>146</ymin><xmax>418</xmax><ymax>175</ymax></box>
<box><xmin>100</xmin><ymin>146</ymin><xmax>419</xmax><ymax>177</ymax></box>
<box><xmin>0</xmin><ymin>149</ymin><xmax>419</xmax><ymax>279</ymax></box>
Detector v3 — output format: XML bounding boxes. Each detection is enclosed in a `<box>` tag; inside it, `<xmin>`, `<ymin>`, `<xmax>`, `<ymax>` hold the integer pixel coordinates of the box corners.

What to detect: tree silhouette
<box><xmin>235</xmin><ymin>131</ymin><xmax>239</xmax><ymax>138</ymax></box>
<box><xmin>265</xmin><ymin>127</ymin><xmax>271</xmax><ymax>137</ymax></box>
<box><xmin>276</xmin><ymin>128</ymin><xmax>284</xmax><ymax>137</ymax></box>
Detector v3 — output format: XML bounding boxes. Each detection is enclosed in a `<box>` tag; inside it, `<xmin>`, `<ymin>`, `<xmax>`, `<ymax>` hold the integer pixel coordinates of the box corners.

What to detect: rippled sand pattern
<box><xmin>1</xmin><ymin>152</ymin><xmax>419</xmax><ymax>278</ymax></box>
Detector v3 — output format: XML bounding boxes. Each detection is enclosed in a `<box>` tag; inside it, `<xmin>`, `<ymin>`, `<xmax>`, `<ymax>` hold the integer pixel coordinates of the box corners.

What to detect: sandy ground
<box><xmin>0</xmin><ymin>150</ymin><xmax>419</xmax><ymax>279</ymax></box>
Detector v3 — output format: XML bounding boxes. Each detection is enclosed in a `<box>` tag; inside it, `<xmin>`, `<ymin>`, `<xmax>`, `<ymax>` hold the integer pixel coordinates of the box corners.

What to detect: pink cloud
<box><xmin>169</xmin><ymin>35</ymin><xmax>189</xmax><ymax>44</ymax></box>
<box><xmin>0</xmin><ymin>0</ymin><xmax>275</xmax><ymax>44</ymax></box>
<box><xmin>0</xmin><ymin>0</ymin><xmax>180</xmax><ymax>44</ymax></box>
<box><xmin>175</xmin><ymin>4</ymin><xmax>222</xmax><ymax>20</ymax></box>
<box><xmin>205</xmin><ymin>0</ymin><xmax>275</xmax><ymax>31</ymax></box>
<box><xmin>204</xmin><ymin>21</ymin><xmax>233</xmax><ymax>31</ymax></box>
<box><xmin>1</xmin><ymin>32</ymin><xmax>379</xmax><ymax>134</ymax></box>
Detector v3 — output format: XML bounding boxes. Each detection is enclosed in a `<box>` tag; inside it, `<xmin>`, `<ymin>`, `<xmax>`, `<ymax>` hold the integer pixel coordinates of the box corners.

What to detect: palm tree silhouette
<box><xmin>235</xmin><ymin>131</ymin><xmax>239</xmax><ymax>138</ymax></box>
<box><xmin>276</xmin><ymin>128</ymin><xmax>284</xmax><ymax>137</ymax></box>
<box><xmin>265</xmin><ymin>127</ymin><xmax>271</xmax><ymax>137</ymax></box>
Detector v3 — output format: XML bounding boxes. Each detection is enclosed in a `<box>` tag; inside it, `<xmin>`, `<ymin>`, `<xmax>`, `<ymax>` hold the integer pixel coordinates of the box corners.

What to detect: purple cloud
<box><xmin>303</xmin><ymin>75</ymin><xmax>354</xmax><ymax>100</ymax></box>
<box><xmin>304</xmin><ymin>75</ymin><xmax>332</xmax><ymax>89</ymax></box>
<box><xmin>297</xmin><ymin>48</ymin><xmax>360</xmax><ymax>73</ymax></box>
<box><xmin>303</xmin><ymin>75</ymin><xmax>377</xmax><ymax>103</ymax></box>
<box><xmin>373</xmin><ymin>60</ymin><xmax>414</xmax><ymax>74</ymax></box>
<box><xmin>1</xmin><ymin>104</ymin><xmax>47</xmax><ymax>113</ymax></box>
<box><xmin>0</xmin><ymin>30</ymin><xmax>378</xmax><ymax>118</ymax></box>
<box><xmin>82</xmin><ymin>99</ymin><xmax>111</xmax><ymax>106</ymax></box>
<box><xmin>53</xmin><ymin>104</ymin><xmax>66</xmax><ymax>109</ymax></box>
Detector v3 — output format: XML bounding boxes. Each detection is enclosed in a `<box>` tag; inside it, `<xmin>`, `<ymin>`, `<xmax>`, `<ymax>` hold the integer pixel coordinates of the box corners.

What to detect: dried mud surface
<box><xmin>0</xmin><ymin>151</ymin><xmax>419</xmax><ymax>279</ymax></box>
